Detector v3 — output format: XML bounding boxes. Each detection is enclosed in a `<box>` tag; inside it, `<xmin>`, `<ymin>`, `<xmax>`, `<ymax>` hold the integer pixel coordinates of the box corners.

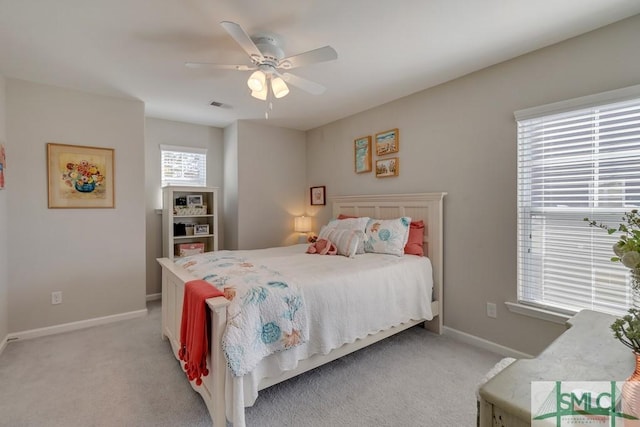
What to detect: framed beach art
<box><xmin>47</xmin><ymin>143</ymin><xmax>115</xmax><ymax>208</ymax></box>
<box><xmin>375</xmin><ymin>128</ymin><xmax>399</xmax><ymax>156</ymax></box>
<box><xmin>376</xmin><ymin>157</ymin><xmax>399</xmax><ymax>178</ymax></box>
<box><xmin>354</xmin><ymin>135</ymin><xmax>372</xmax><ymax>173</ymax></box>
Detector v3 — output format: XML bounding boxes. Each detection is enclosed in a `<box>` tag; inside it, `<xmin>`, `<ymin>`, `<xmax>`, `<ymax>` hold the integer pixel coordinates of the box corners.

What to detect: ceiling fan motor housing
<box><xmin>251</xmin><ymin>35</ymin><xmax>285</xmax><ymax>70</ymax></box>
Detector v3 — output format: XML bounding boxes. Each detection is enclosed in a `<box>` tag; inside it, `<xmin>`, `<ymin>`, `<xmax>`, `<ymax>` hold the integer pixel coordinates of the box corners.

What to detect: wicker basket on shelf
<box><xmin>174</xmin><ymin>205</ymin><xmax>207</xmax><ymax>216</ymax></box>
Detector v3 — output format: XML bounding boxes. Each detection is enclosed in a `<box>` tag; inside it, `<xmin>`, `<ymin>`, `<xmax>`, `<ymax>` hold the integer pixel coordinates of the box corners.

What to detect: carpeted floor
<box><xmin>0</xmin><ymin>301</ymin><xmax>501</xmax><ymax>426</ymax></box>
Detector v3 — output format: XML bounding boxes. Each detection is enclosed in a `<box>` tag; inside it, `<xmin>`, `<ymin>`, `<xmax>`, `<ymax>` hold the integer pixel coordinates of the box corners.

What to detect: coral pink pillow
<box><xmin>337</xmin><ymin>214</ymin><xmax>357</xmax><ymax>219</ymax></box>
<box><xmin>405</xmin><ymin>220</ymin><xmax>425</xmax><ymax>256</ymax></box>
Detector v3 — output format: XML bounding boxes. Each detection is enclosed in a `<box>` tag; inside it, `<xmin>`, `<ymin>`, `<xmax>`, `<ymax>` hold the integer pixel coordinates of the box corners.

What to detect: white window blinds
<box><xmin>161</xmin><ymin>145</ymin><xmax>207</xmax><ymax>187</ymax></box>
<box><xmin>516</xmin><ymin>86</ymin><xmax>640</xmax><ymax>317</ymax></box>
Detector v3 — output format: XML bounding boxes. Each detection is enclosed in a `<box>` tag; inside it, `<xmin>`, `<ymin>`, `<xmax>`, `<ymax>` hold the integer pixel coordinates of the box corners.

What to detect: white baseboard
<box><xmin>443</xmin><ymin>326</ymin><xmax>533</xmax><ymax>359</ymax></box>
<box><xmin>6</xmin><ymin>308</ymin><xmax>148</xmax><ymax>342</ymax></box>
<box><xmin>146</xmin><ymin>293</ymin><xmax>161</xmax><ymax>302</ymax></box>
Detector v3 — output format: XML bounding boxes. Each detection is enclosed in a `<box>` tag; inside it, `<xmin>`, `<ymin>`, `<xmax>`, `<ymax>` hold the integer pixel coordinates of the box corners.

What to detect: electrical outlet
<box><xmin>486</xmin><ymin>302</ymin><xmax>497</xmax><ymax>318</ymax></box>
<box><xmin>51</xmin><ymin>291</ymin><xmax>62</xmax><ymax>305</ymax></box>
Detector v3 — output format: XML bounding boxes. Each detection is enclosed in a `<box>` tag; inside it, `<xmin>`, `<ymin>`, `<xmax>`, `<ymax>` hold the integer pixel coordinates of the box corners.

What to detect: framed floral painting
<box><xmin>47</xmin><ymin>143</ymin><xmax>115</xmax><ymax>208</ymax></box>
<box><xmin>310</xmin><ymin>186</ymin><xmax>326</xmax><ymax>206</ymax></box>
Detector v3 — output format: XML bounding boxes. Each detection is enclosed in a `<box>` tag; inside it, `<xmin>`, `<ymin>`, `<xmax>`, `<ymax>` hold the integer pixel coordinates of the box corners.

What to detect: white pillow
<box><xmin>318</xmin><ymin>227</ymin><xmax>365</xmax><ymax>258</ymax></box>
<box><xmin>364</xmin><ymin>217</ymin><xmax>412</xmax><ymax>256</ymax></box>
<box><xmin>325</xmin><ymin>217</ymin><xmax>369</xmax><ymax>254</ymax></box>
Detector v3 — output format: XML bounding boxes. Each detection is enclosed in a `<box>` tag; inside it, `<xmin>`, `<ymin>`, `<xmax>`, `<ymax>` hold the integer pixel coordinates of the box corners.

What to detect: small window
<box><xmin>161</xmin><ymin>145</ymin><xmax>207</xmax><ymax>187</ymax></box>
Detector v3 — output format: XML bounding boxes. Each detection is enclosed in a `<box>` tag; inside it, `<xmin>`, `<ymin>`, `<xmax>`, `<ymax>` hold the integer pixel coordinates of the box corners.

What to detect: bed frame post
<box><xmin>207</xmin><ymin>298</ymin><xmax>229</xmax><ymax>427</ymax></box>
<box><xmin>422</xmin><ymin>192</ymin><xmax>445</xmax><ymax>335</ymax></box>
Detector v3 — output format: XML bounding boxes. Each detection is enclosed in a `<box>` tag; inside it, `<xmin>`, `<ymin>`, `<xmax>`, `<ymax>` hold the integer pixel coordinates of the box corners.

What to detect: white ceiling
<box><xmin>1</xmin><ymin>1</ymin><xmax>639</xmax><ymax>131</ymax></box>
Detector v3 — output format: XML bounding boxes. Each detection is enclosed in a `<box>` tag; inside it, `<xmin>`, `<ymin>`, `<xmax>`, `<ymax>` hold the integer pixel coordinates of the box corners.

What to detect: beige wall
<box><xmin>306</xmin><ymin>15</ymin><xmax>640</xmax><ymax>356</ymax></box>
<box><xmin>0</xmin><ymin>76</ymin><xmax>7</xmax><ymax>346</ymax></box>
<box><xmin>144</xmin><ymin>118</ymin><xmax>224</xmax><ymax>296</ymax></box>
<box><xmin>223</xmin><ymin>122</ymin><xmax>239</xmax><ymax>250</ymax></box>
<box><xmin>6</xmin><ymin>79</ymin><xmax>146</xmax><ymax>332</ymax></box>
<box><xmin>225</xmin><ymin>120</ymin><xmax>307</xmax><ymax>250</ymax></box>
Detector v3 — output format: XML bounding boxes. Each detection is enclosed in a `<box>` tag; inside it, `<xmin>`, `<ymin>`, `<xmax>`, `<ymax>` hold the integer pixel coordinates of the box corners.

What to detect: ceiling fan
<box><xmin>186</xmin><ymin>21</ymin><xmax>338</xmax><ymax>105</ymax></box>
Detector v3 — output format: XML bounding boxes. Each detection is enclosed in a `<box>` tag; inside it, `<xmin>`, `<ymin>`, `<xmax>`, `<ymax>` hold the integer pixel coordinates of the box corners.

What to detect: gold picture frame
<box><xmin>375</xmin><ymin>157</ymin><xmax>399</xmax><ymax>178</ymax></box>
<box><xmin>47</xmin><ymin>143</ymin><xmax>115</xmax><ymax>208</ymax></box>
<box><xmin>375</xmin><ymin>128</ymin><xmax>399</xmax><ymax>156</ymax></box>
<box><xmin>354</xmin><ymin>135</ymin><xmax>372</xmax><ymax>173</ymax></box>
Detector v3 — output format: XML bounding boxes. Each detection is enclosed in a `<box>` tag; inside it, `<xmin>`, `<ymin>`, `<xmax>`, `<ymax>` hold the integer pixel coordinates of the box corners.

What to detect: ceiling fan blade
<box><xmin>220</xmin><ymin>21</ymin><xmax>264</xmax><ymax>63</ymax></box>
<box><xmin>185</xmin><ymin>62</ymin><xmax>256</xmax><ymax>71</ymax></box>
<box><xmin>278</xmin><ymin>46</ymin><xmax>337</xmax><ymax>70</ymax></box>
<box><xmin>280</xmin><ymin>72</ymin><xmax>326</xmax><ymax>95</ymax></box>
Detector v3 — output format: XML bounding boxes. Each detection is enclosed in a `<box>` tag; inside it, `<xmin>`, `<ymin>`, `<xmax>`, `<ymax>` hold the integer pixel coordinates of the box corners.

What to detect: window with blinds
<box><xmin>516</xmin><ymin>86</ymin><xmax>640</xmax><ymax>317</ymax></box>
<box><xmin>160</xmin><ymin>145</ymin><xmax>207</xmax><ymax>187</ymax></box>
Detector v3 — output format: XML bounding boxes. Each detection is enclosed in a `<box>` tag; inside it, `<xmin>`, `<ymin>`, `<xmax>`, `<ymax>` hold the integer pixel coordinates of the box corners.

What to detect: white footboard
<box><xmin>158</xmin><ymin>257</ymin><xmax>229</xmax><ymax>427</ymax></box>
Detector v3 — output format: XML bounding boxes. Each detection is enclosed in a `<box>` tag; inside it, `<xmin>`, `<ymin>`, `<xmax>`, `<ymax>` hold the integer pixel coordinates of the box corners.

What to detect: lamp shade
<box><xmin>247</xmin><ymin>70</ymin><xmax>266</xmax><ymax>92</ymax></box>
<box><xmin>271</xmin><ymin>77</ymin><xmax>289</xmax><ymax>99</ymax></box>
<box><xmin>251</xmin><ymin>86</ymin><xmax>268</xmax><ymax>100</ymax></box>
<box><xmin>294</xmin><ymin>216</ymin><xmax>312</xmax><ymax>233</ymax></box>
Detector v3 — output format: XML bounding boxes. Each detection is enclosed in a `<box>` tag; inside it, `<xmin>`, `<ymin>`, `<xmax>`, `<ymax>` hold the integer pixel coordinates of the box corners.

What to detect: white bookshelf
<box><xmin>162</xmin><ymin>186</ymin><xmax>219</xmax><ymax>259</ymax></box>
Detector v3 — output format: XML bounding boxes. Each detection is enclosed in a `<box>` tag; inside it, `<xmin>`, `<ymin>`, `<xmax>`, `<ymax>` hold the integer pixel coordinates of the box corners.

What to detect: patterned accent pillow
<box><xmin>318</xmin><ymin>227</ymin><xmax>365</xmax><ymax>258</ymax></box>
<box><xmin>325</xmin><ymin>217</ymin><xmax>370</xmax><ymax>254</ymax></box>
<box><xmin>364</xmin><ymin>217</ymin><xmax>412</xmax><ymax>256</ymax></box>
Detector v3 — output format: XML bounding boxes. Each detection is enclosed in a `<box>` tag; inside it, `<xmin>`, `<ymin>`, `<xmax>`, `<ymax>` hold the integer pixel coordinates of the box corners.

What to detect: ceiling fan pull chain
<box><xmin>263</xmin><ymin>78</ymin><xmax>274</xmax><ymax>119</ymax></box>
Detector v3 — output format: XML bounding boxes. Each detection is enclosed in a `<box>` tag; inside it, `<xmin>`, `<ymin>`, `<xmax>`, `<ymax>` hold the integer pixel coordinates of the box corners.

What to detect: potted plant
<box><xmin>585</xmin><ymin>209</ymin><xmax>640</xmax><ymax>291</ymax></box>
<box><xmin>612</xmin><ymin>309</ymin><xmax>640</xmax><ymax>353</ymax></box>
<box><xmin>587</xmin><ymin>210</ymin><xmax>640</xmax><ymax>417</ymax></box>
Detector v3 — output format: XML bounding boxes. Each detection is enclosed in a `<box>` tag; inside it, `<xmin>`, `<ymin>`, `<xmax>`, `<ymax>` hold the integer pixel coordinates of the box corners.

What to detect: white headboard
<box><xmin>331</xmin><ymin>192</ymin><xmax>446</xmax><ymax>324</ymax></box>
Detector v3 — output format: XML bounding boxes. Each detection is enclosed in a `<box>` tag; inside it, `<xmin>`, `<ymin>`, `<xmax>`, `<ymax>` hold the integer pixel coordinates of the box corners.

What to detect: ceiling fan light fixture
<box><xmin>247</xmin><ymin>70</ymin><xmax>266</xmax><ymax>92</ymax></box>
<box><xmin>251</xmin><ymin>86</ymin><xmax>268</xmax><ymax>101</ymax></box>
<box><xmin>271</xmin><ymin>77</ymin><xmax>289</xmax><ymax>99</ymax></box>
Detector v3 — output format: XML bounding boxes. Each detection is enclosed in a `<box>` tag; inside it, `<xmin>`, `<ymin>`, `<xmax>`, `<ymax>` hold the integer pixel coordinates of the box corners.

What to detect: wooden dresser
<box><xmin>478</xmin><ymin>310</ymin><xmax>635</xmax><ymax>426</ymax></box>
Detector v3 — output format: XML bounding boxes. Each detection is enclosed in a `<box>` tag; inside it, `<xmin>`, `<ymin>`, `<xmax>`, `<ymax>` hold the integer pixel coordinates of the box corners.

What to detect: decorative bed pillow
<box><xmin>324</xmin><ymin>216</ymin><xmax>369</xmax><ymax>254</ymax></box>
<box><xmin>318</xmin><ymin>227</ymin><xmax>365</xmax><ymax>258</ymax></box>
<box><xmin>326</xmin><ymin>216</ymin><xmax>369</xmax><ymax>231</ymax></box>
<box><xmin>364</xmin><ymin>217</ymin><xmax>412</xmax><ymax>256</ymax></box>
<box><xmin>405</xmin><ymin>220</ymin><xmax>425</xmax><ymax>256</ymax></box>
<box><xmin>306</xmin><ymin>238</ymin><xmax>337</xmax><ymax>255</ymax></box>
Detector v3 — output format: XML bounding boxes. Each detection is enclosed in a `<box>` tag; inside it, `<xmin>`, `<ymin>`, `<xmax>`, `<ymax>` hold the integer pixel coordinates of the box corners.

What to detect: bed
<box><xmin>157</xmin><ymin>192</ymin><xmax>446</xmax><ymax>426</ymax></box>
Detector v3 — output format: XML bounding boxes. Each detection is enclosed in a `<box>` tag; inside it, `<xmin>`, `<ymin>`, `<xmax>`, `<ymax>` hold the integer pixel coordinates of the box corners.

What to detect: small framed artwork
<box><xmin>354</xmin><ymin>136</ymin><xmax>372</xmax><ymax>173</ymax></box>
<box><xmin>47</xmin><ymin>143</ymin><xmax>115</xmax><ymax>208</ymax></box>
<box><xmin>376</xmin><ymin>157</ymin><xmax>399</xmax><ymax>178</ymax></box>
<box><xmin>186</xmin><ymin>195</ymin><xmax>203</xmax><ymax>206</ymax></box>
<box><xmin>375</xmin><ymin>128</ymin><xmax>399</xmax><ymax>156</ymax></box>
<box><xmin>310</xmin><ymin>186</ymin><xmax>326</xmax><ymax>206</ymax></box>
<box><xmin>0</xmin><ymin>143</ymin><xmax>5</xmax><ymax>190</ymax></box>
<box><xmin>194</xmin><ymin>224</ymin><xmax>210</xmax><ymax>235</ymax></box>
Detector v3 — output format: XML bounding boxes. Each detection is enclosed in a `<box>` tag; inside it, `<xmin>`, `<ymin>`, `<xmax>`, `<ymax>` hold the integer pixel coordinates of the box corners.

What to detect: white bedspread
<box><xmin>175</xmin><ymin>252</ymin><xmax>308</xmax><ymax>377</ymax></box>
<box><xmin>177</xmin><ymin>244</ymin><xmax>434</xmax><ymax>426</ymax></box>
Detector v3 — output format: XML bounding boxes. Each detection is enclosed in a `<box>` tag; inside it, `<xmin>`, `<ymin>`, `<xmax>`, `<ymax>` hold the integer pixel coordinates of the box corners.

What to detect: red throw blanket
<box><xmin>178</xmin><ymin>279</ymin><xmax>225</xmax><ymax>386</ymax></box>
